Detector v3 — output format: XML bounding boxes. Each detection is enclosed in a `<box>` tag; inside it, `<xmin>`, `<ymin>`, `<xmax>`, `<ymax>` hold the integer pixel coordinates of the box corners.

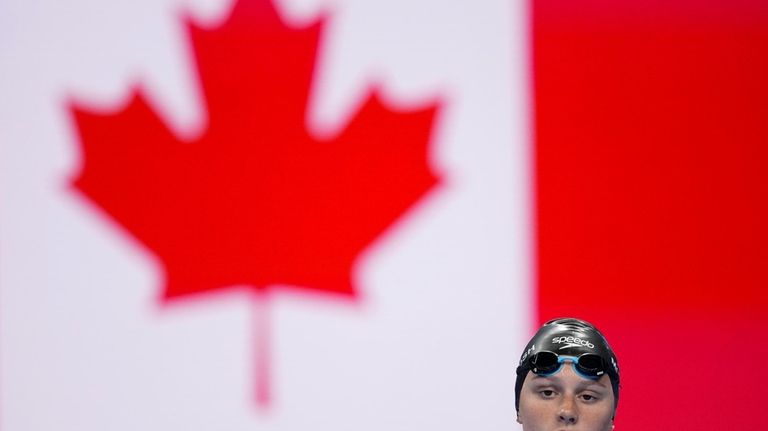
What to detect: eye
<box><xmin>579</xmin><ymin>393</ymin><xmax>599</xmax><ymax>403</ymax></box>
<box><xmin>539</xmin><ymin>389</ymin><xmax>556</xmax><ymax>399</ymax></box>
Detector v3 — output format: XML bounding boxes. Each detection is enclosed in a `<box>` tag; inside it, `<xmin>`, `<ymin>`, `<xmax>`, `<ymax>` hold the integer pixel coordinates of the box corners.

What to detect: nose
<box><xmin>558</xmin><ymin>397</ymin><xmax>578</xmax><ymax>425</ymax></box>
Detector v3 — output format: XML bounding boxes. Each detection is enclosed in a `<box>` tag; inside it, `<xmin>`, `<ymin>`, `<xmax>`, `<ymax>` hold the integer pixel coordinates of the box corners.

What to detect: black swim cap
<box><xmin>514</xmin><ymin>318</ymin><xmax>620</xmax><ymax>413</ymax></box>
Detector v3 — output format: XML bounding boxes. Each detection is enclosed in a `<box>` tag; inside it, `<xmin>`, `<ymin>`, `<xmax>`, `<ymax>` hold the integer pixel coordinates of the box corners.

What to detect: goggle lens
<box><xmin>531</xmin><ymin>351</ymin><xmax>559</xmax><ymax>374</ymax></box>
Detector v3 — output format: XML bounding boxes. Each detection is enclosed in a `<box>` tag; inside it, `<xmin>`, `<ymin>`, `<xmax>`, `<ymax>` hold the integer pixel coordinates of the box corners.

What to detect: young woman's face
<box><xmin>518</xmin><ymin>363</ymin><xmax>614</xmax><ymax>431</ymax></box>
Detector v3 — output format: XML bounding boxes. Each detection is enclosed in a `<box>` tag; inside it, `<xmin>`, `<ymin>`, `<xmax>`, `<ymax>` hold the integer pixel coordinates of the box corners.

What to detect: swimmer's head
<box><xmin>514</xmin><ymin>318</ymin><xmax>620</xmax><ymax>414</ymax></box>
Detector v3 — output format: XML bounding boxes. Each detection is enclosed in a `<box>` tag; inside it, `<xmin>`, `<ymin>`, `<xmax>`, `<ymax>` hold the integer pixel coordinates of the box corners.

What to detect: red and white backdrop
<box><xmin>1</xmin><ymin>0</ymin><xmax>765</xmax><ymax>429</ymax></box>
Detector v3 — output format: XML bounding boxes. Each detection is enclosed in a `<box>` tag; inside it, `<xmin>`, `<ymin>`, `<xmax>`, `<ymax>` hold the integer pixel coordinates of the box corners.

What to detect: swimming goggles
<box><xmin>529</xmin><ymin>351</ymin><xmax>606</xmax><ymax>380</ymax></box>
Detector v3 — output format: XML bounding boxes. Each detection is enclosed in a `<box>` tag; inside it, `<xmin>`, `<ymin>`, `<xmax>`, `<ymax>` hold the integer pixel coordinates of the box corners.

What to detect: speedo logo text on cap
<box><xmin>551</xmin><ymin>336</ymin><xmax>595</xmax><ymax>349</ymax></box>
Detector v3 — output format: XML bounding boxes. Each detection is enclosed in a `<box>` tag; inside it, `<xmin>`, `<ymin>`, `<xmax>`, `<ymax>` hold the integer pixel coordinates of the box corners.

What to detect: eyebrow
<box><xmin>527</xmin><ymin>375</ymin><xmax>561</xmax><ymax>387</ymax></box>
<box><xmin>530</xmin><ymin>375</ymin><xmax>553</xmax><ymax>382</ymax></box>
<box><xmin>529</xmin><ymin>375</ymin><xmax>610</xmax><ymax>391</ymax></box>
<box><xmin>575</xmin><ymin>380</ymin><xmax>610</xmax><ymax>392</ymax></box>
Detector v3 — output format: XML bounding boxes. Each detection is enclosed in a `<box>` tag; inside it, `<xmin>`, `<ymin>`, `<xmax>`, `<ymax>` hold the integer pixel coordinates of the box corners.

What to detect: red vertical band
<box><xmin>533</xmin><ymin>1</ymin><xmax>768</xmax><ymax>429</ymax></box>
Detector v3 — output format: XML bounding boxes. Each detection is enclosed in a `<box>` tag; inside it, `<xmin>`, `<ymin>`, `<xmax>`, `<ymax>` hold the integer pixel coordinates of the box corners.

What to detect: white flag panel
<box><xmin>0</xmin><ymin>0</ymin><xmax>532</xmax><ymax>430</ymax></box>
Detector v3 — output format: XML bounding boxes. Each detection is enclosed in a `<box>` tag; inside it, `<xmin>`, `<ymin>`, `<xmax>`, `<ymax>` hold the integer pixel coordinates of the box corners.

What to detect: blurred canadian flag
<box><xmin>0</xmin><ymin>0</ymin><xmax>530</xmax><ymax>429</ymax></box>
<box><xmin>2</xmin><ymin>0</ymin><xmax>767</xmax><ymax>430</ymax></box>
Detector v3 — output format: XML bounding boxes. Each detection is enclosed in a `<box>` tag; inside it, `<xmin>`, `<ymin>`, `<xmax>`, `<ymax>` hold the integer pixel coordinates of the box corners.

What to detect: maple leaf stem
<box><xmin>253</xmin><ymin>289</ymin><xmax>271</xmax><ymax>408</ymax></box>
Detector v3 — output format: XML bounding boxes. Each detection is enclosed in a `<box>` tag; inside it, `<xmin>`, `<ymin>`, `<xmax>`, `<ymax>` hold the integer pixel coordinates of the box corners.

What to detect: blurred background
<box><xmin>1</xmin><ymin>0</ymin><xmax>766</xmax><ymax>430</ymax></box>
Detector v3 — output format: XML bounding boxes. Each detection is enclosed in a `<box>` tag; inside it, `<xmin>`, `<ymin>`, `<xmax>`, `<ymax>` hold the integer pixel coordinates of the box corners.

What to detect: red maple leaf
<box><xmin>69</xmin><ymin>0</ymin><xmax>439</xmax><ymax>406</ymax></box>
<box><xmin>71</xmin><ymin>0</ymin><xmax>437</xmax><ymax>408</ymax></box>
<box><xmin>71</xmin><ymin>0</ymin><xmax>440</xmax><ymax>298</ymax></box>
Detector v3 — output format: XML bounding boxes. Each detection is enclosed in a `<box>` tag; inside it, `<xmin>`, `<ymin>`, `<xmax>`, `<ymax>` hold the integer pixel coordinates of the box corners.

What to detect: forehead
<box><xmin>524</xmin><ymin>365</ymin><xmax>612</xmax><ymax>390</ymax></box>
